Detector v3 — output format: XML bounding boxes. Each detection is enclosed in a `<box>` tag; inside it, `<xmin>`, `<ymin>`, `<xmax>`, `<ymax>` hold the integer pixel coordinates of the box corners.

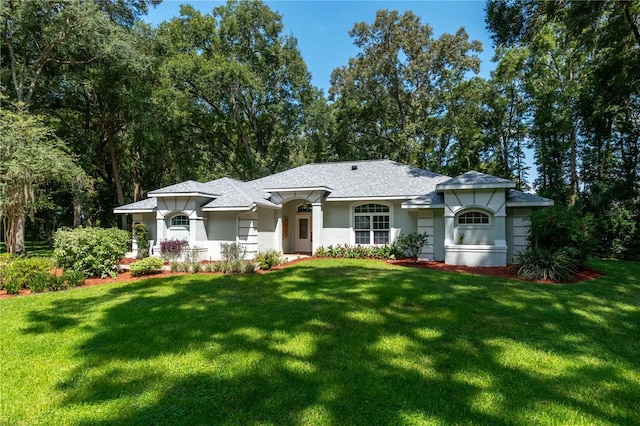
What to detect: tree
<box><xmin>0</xmin><ymin>101</ymin><xmax>88</xmax><ymax>255</ymax></box>
<box><xmin>157</xmin><ymin>0</ymin><xmax>318</xmax><ymax>180</ymax></box>
<box><xmin>328</xmin><ymin>9</ymin><xmax>483</xmax><ymax>171</ymax></box>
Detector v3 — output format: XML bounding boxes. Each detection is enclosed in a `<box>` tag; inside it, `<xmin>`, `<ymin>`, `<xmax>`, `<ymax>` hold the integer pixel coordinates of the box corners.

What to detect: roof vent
<box><xmin>351</xmin><ymin>165</ymin><xmax>358</xmax><ymax>170</ymax></box>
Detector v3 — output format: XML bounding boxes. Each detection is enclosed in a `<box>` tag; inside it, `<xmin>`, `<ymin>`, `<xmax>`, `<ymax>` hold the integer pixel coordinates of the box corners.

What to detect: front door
<box><xmin>296</xmin><ymin>214</ymin><xmax>312</xmax><ymax>253</ymax></box>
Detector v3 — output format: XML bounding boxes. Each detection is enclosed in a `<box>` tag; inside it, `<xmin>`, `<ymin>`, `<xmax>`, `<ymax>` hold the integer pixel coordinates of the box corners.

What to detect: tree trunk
<box><xmin>5</xmin><ymin>210</ymin><xmax>26</xmax><ymax>255</ymax></box>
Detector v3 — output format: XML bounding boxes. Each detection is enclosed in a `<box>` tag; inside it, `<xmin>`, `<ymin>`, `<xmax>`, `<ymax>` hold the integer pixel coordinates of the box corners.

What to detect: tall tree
<box><xmin>157</xmin><ymin>0</ymin><xmax>318</xmax><ymax>180</ymax></box>
<box><xmin>328</xmin><ymin>9</ymin><xmax>483</xmax><ymax>171</ymax></box>
<box><xmin>0</xmin><ymin>100</ymin><xmax>88</xmax><ymax>254</ymax></box>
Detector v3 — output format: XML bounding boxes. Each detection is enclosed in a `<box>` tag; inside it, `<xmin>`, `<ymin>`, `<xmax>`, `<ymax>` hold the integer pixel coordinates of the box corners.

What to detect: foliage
<box><xmin>528</xmin><ymin>206</ymin><xmax>595</xmax><ymax>266</ymax></box>
<box><xmin>160</xmin><ymin>239</ymin><xmax>189</xmax><ymax>262</ymax></box>
<box><xmin>133</xmin><ymin>223</ymin><xmax>150</xmax><ymax>259</ymax></box>
<box><xmin>255</xmin><ymin>250</ymin><xmax>285</xmax><ymax>270</ymax></box>
<box><xmin>0</xmin><ymin>101</ymin><xmax>89</xmax><ymax>255</ymax></box>
<box><xmin>220</xmin><ymin>242</ymin><xmax>247</xmax><ymax>263</ymax></box>
<box><xmin>315</xmin><ymin>244</ymin><xmax>399</xmax><ymax>260</ymax></box>
<box><xmin>129</xmin><ymin>257</ymin><xmax>163</xmax><ymax>277</ymax></box>
<box><xmin>515</xmin><ymin>246</ymin><xmax>578</xmax><ymax>282</ymax></box>
<box><xmin>0</xmin><ymin>257</ymin><xmax>53</xmax><ymax>294</ymax></box>
<box><xmin>1</xmin><ymin>259</ymin><xmax>638</xmax><ymax>425</ymax></box>
<box><xmin>396</xmin><ymin>232</ymin><xmax>429</xmax><ymax>261</ymax></box>
<box><xmin>53</xmin><ymin>227</ymin><xmax>130</xmax><ymax>278</ymax></box>
<box><xmin>329</xmin><ymin>9</ymin><xmax>483</xmax><ymax>173</ymax></box>
<box><xmin>60</xmin><ymin>269</ymin><xmax>85</xmax><ymax>289</ymax></box>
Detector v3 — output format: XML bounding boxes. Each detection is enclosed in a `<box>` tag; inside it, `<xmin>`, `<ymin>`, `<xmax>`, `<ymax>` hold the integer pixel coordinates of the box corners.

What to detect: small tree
<box><xmin>133</xmin><ymin>223</ymin><xmax>150</xmax><ymax>259</ymax></box>
<box><xmin>396</xmin><ymin>232</ymin><xmax>429</xmax><ymax>262</ymax></box>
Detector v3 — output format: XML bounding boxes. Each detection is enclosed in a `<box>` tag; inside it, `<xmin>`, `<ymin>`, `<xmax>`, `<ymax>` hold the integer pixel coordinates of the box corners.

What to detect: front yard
<box><xmin>1</xmin><ymin>258</ymin><xmax>638</xmax><ymax>425</ymax></box>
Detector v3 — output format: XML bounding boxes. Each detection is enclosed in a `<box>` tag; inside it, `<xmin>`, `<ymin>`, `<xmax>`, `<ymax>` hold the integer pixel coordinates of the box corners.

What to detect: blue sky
<box><xmin>144</xmin><ymin>1</ymin><xmax>496</xmax><ymax>94</ymax></box>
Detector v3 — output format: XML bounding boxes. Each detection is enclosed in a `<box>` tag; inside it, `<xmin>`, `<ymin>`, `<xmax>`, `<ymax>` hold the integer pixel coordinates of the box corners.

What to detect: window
<box><xmin>457</xmin><ymin>211</ymin><xmax>489</xmax><ymax>225</ymax></box>
<box><xmin>170</xmin><ymin>214</ymin><xmax>189</xmax><ymax>227</ymax></box>
<box><xmin>354</xmin><ymin>203</ymin><xmax>390</xmax><ymax>245</ymax></box>
<box><xmin>297</xmin><ymin>203</ymin><xmax>312</xmax><ymax>213</ymax></box>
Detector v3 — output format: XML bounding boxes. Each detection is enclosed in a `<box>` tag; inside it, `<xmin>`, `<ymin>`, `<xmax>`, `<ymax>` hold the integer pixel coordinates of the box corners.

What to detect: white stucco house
<box><xmin>114</xmin><ymin>160</ymin><xmax>553</xmax><ymax>267</ymax></box>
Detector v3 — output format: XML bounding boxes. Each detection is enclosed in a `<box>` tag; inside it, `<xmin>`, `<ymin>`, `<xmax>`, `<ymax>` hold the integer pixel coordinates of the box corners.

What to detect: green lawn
<box><xmin>1</xmin><ymin>259</ymin><xmax>639</xmax><ymax>425</ymax></box>
<box><xmin>0</xmin><ymin>241</ymin><xmax>53</xmax><ymax>257</ymax></box>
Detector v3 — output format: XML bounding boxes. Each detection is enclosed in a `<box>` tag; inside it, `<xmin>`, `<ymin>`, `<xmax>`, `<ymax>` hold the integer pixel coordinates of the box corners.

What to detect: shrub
<box><xmin>314</xmin><ymin>244</ymin><xmax>398</xmax><ymax>260</ymax></box>
<box><xmin>1</xmin><ymin>257</ymin><xmax>54</xmax><ymax>294</ymax></box>
<box><xmin>255</xmin><ymin>250</ymin><xmax>285</xmax><ymax>270</ymax></box>
<box><xmin>53</xmin><ymin>227</ymin><xmax>130</xmax><ymax>278</ymax></box>
<box><xmin>529</xmin><ymin>206</ymin><xmax>595</xmax><ymax>266</ymax></box>
<box><xmin>62</xmin><ymin>269</ymin><xmax>85</xmax><ymax>288</ymax></box>
<box><xmin>396</xmin><ymin>232</ymin><xmax>429</xmax><ymax>261</ymax></box>
<box><xmin>129</xmin><ymin>257</ymin><xmax>163</xmax><ymax>277</ymax></box>
<box><xmin>133</xmin><ymin>223</ymin><xmax>150</xmax><ymax>259</ymax></box>
<box><xmin>241</xmin><ymin>261</ymin><xmax>256</xmax><ymax>274</ymax></box>
<box><xmin>220</xmin><ymin>242</ymin><xmax>247</xmax><ymax>262</ymax></box>
<box><xmin>516</xmin><ymin>246</ymin><xmax>578</xmax><ymax>282</ymax></box>
<box><xmin>160</xmin><ymin>239</ymin><xmax>189</xmax><ymax>262</ymax></box>
<box><xmin>29</xmin><ymin>272</ymin><xmax>58</xmax><ymax>293</ymax></box>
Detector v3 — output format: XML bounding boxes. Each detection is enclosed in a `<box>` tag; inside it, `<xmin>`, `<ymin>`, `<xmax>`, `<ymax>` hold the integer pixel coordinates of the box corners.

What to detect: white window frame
<box><xmin>456</xmin><ymin>210</ymin><xmax>491</xmax><ymax>228</ymax></box>
<box><xmin>169</xmin><ymin>214</ymin><xmax>190</xmax><ymax>228</ymax></box>
<box><xmin>351</xmin><ymin>202</ymin><xmax>393</xmax><ymax>246</ymax></box>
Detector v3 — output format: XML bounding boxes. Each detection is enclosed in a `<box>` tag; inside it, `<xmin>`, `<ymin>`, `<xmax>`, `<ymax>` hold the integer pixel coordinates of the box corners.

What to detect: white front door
<box><xmin>296</xmin><ymin>214</ymin><xmax>312</xmax><ymax>253</ymax></box>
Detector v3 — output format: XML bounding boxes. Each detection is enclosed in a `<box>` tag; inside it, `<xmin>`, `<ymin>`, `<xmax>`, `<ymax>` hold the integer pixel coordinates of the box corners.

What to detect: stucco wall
<box><xmin>506</xmin><ymin>207</ymin><xmax>532</xmax><ymax>263</ymax></box>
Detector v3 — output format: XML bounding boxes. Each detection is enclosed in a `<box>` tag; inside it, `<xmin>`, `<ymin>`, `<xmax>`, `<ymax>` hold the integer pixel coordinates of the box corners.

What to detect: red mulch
<box><xmin>0</xmin><ymin>257</ymin><xmax>603</xmax><ymax>299</ymax></box>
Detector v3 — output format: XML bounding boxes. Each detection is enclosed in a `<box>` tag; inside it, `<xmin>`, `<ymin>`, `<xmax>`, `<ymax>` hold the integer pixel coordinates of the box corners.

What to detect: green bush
<box><xmin>53</xmin><ymin>227</ymin><xmax>130</xmax><ymax>278</ymax></box>
<box><xmin>220</xmin><ymin>242</ymin><xmax>247</xmax><ymax>262</ymax></box>
<box><xmin>241</xmin><ymin>261</ymin><xmax>256</xmax><ymax>274</ymax></box>
<box><xmin>396</xmin><ymin>232</ymin><xmax>429</xmax><ymax>261</ymax></box>
<box><xmin>1</xmin><ymin>257</ymin><xmax>54</xmax><ymax>294</ymax></box>
<box><xmin>529</xmin><ymin>206</ymin><xmax>595</xmax><ymax>266</ymax></box>
<box><xmin>133</xmin><ymin>223</ymin><xmax>150</xmax><ymax>259</ymax></box>
<box><xmin>255</xmin><ymin>250</ymin><xmax>285</xmax><ymax>270</ymax></box>
<box><xmin>29</xmin><ymin>272</ymin><xmax>59</xmax><ymax>293</ymax></box>
<box><xmin>314</xmin><ymin>244</ymin><xmax>399</xmax><ymax>260</ymax></box>
<box><xmin>516</xmin><ymin>246</ymin><xmax>578</xmax><ymax>282</ymax></box>
<box><xmin>61</xmin><ymin>269</ymin><xmax>85</xmax><ymax>288</ymax></box>
<box><xmin>129</xmin><ymin>257</ymin><xmax>163</xmax><ymax>277</ymax></box>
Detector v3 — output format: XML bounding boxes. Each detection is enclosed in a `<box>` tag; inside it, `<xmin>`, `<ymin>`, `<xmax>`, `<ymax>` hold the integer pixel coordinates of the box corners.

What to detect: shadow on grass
<box><xmin>23</xmin><ymin>259</ymin><xmax>640</xmax><ymax>425</ymax></box>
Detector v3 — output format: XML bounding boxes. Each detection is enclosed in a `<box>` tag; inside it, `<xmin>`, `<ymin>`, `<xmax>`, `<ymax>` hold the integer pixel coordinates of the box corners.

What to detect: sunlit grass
<box><xmin>1</xmin><ymin>258</ymin><xmax>639</xmax><ymax>425</ymax></box>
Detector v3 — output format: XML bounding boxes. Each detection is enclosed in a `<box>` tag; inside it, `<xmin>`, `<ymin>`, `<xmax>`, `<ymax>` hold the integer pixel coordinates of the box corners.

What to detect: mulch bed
<box><xmin>0</xmin><ymin>257</ymin><xmax>603</xmax><ymax>299</ymax></box>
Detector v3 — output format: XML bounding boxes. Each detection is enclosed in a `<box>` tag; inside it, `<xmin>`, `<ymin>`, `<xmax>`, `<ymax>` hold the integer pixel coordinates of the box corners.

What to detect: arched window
<box><xmin>170</xmin><ymin>214</ymin><xmax>189</xmax><ymax>227</ymax></box>
<box><xmin>457</xmin><ymin>211</ymin><xmax>490</xmax><ymax>225</ymax></box>
<box><xmin>354</xmin><ymin>203</ymin><xmax>390</xmax><ymax>245</ymax></box>
<box><xmin>297</xmin><ymin>203</ymin><xmax>312</xmax><ymax>213</ymax></box>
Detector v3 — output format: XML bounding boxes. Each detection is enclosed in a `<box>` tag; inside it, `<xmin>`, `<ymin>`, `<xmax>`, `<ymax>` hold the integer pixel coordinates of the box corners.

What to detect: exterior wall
<box><xmin>322</xmin><ymin>201</ymin><xmax>351</xmax><ymax>247</ymax></box>
<box><xmin>443</xmin><ymin>188</ymin><xmax>508</xmax><ymax>266</ymax></box>
<box><xmin>506</xmin><ymin>207</ymin><xmax>532</xmax><ymax>263</ymax></box>
<box><xmin>257</xmin><ymin>208</ymin><xmax>278</xmax><ymax>253</ymax></box>
<box><xmin>237</xmin><ymin>211</ymin><xmax>258</xmax><ymax>259</ymax></box>
<box><xmin>415</xmin><ymin>209</ymin><xmax>445</xmax><ymax>261</ymax></box>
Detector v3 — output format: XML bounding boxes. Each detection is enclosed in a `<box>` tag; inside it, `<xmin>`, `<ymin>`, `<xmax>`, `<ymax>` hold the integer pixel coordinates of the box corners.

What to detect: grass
<box><xmin>1</xmin><ymin>258</ymin><xmax>639</xmax><ymax>425</ymax></box>
<box><xmin>0</xmin><ymin>241</ymin><xmax>53</xmax><ymax>257</ymax></box>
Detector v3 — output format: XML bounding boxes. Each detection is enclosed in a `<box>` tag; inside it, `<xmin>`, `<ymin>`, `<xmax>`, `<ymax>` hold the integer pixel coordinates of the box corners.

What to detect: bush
<box><xmin>1</xmin><ymin>257</ymin><xmax>54</xmax><ymax>294</ymax></box>
<box><xmin>53</xmin><ymin>227</ymin><xmax>130</xmax><ymax>278</ymax></box>
<box><xmin>220</xmin><ymin>242</ymin><xmax>247</xmax><ymax>262</ymax></box>
<box><xmin>516</xmin><ymin>246</ymin><xmax>578</xmax><ymax>282</ymax></box>
<box><xmin>396</xmin><ymin>232</ymin><xmax>429</xmax><ymax>261</ymax></box>
<box><xmin>529</xmin><ymin>206</ymin><xmax>595</xmax><ymax>266</ymax></box>
<box><xmin>314</xmin><ymin>244</ymin><xmax>399</xmax><ymax>260</ymax></box>
<box><xmin>133</xmin><ymin>223</ymin><xmax>150</xmax><ymax>259</ymax></box>
<box><xmin>160</xmin><ymin>239</ymin><xmax>189</xmax><ymax>262</ymax></box>
<box><xmin>129</xmin><ymin>257</ymin><xmax>163</xmax><ymax>277</ymax></box>
<box><xmin>29</xmin><ymin>272</ymin><xmax>59</xmax><ymax>293</ymax></box>
<box><xmin>255</xmin><ymin>250</ymin><xmax>285</xmax><ymax>270</ymax></box>
<box><xmin>241</xmin><ymin>261</ymin><xmax>256</xmax><ymax>274</ymax></box>
<box><xmin>62</xmin><ymin>269</ymin><xmax>85</xmax><ymax>288</ymax></box>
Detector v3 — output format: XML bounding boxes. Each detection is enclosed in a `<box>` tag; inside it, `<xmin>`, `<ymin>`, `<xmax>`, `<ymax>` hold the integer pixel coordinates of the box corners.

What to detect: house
<box><xmin>114</xmin><ymin>160</ymin><xmax>553</xmax><ymax>266</ymax></box>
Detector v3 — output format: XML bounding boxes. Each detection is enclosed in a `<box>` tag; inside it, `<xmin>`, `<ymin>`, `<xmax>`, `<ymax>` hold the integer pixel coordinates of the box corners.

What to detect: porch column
<box><xmin>312</xmin><ymin>202</ymin><xmax>324</xmax><ymax>255</ymax></box>
<box><xmin>155</xmin><ymin>212</ymin><xmax>166</xmax><ymax>257</ymax></box>
<box><xmin>274</xmin><ymin>209</ymin><xmax>283</xmax><ymax>253</ymax></box>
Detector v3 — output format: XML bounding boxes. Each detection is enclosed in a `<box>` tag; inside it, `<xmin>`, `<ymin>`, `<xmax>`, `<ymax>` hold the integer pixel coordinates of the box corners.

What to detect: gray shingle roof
<box><xmin>506</xmin><ymin>189</ymin><xmax>554</xmax><ymax>206</ymax></box>
<box><xmin>249</xmin><ymin>160</ymin><xmax>451</xmax><ymax>199</ymax></box>
<box><xmin>148</xmin><ymin>180</ymin><xmax>220</xmax><ymax>196</ymax></box>
<box><xmin>436</xmin><ymin>171</ymin><xmax>516</xmax><ymax>190</ymax></box>
<box><xmin>401</xmin><ymin>192</ymin><xmax>445</xmax><ymax>208</ymax></box>
<box><xmin>113</xmin><ymin>198</ymin><xmax>157</xmax><ymax>212</ymax></box>
<box><xmin>201</xmin><ymin>178</ymin><xmax>278</xmax><ymax>209</ymax></box>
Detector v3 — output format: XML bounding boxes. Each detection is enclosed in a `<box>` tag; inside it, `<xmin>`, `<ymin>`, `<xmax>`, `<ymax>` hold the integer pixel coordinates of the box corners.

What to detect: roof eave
<box><xmin>263</xmin><ymin>186</ymin><xmax>333</xmax><ymax>193</ymax></box>
<box><xmin>401</xmin><ymin>203</ymin><xmax>445</xmax><ymax>209</ymax></box>
<box><xmin>506</xmin><ymin>200</ymin><xmax>555</xmax><ymax>207</ymax></box>
<box><xmin>113</xmin><ymin>208</ymin><xmax>155</xmax><ymax>214</ymax></box>
<box><xmin>326</xmin><ymin>195</ymin><xmax>412</xmax><ymax>202</ymax></box>
<box><xmin>436</xmin><ymin>183</ymin><xmax>516</xmax><ymax>191</ymax></box>
<box><xmin>148</xmin><ymin>192</ymin><xmax>219</xmax><ymax>198</ymax></box>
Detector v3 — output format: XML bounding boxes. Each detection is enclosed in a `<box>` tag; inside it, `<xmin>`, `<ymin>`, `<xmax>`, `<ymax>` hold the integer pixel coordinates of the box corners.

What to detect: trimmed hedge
<box><xmin>130</xmin><ymin>257</ymin><xmax>163</xmax><ymax>277</ymax></box>
<box><xmin>53</xmin><ymin>227</ymin><xmax>130</xmax><ymax>278</ymax></box>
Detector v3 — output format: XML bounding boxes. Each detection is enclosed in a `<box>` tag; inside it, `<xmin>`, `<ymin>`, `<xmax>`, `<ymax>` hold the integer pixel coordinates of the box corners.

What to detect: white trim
<box><xmin>401</xmin><ymin>203</ymin><xmax>445</xmax><ymax>209</ymax></box>
<box><xmin>506</xmin><ymin>200</ymin><xmax>554</xmax><ymax>207</ymax></box>
<box><xmin>328</xmin><ymin>196</ymin><xmax>410</xmax><ymax>202</ymax></box>
<box><xmin>202</xmin><ymin>205</ymin><xmax>255</xmax><ymax>212</ymax></box>
<box><xmin>437</xmin><ymin>182</ymin><xmax>515</xmax><ymax>190</ymax></box>
<box><xmin>113</xmin><ymin>209</ymin><xmax>154</xmax><ymax>214</ymax></box>
<box><xmin>264</xmin><ymin>186</ymin><xmax>332</xmax><ymax>193</ymax></box>
<box><xmin>149</xmin><ymin>192</ymin><xmax>218</xmax><ymax>198</ymax></box>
